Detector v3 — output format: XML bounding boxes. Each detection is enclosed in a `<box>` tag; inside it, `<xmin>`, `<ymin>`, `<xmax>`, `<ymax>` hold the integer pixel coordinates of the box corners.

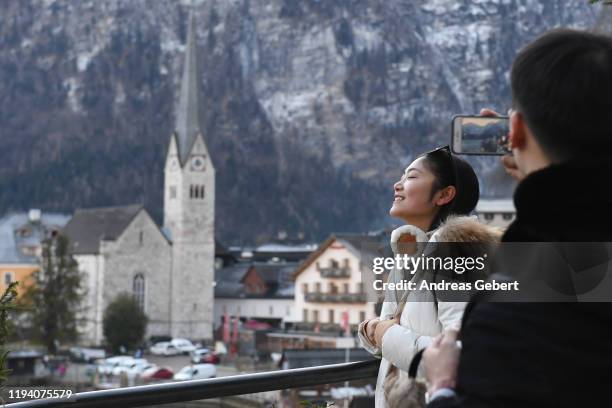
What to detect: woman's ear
<box><xmin>435</xmin><ymin>185</ymin><xmax>456</xmax><ymax>206</ymax></box>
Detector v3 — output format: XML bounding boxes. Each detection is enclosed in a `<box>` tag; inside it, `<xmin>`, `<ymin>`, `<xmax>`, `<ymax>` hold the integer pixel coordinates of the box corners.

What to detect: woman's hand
<box><xmin>373</xmin><ymin>317</ymin><xmax>399</xmax><ymax>348</ymax></box>
<box><xmin>363</xmin><ymin>318</ymin><xmax>380</xmax><ymax>345</ymax></box>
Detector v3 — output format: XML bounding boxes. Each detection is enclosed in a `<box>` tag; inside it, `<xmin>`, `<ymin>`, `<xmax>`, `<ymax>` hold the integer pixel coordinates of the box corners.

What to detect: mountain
<box><xmin>0</xmin><ymin>0</ymin><xmax>604</xmax><ymax>244</ymax></box>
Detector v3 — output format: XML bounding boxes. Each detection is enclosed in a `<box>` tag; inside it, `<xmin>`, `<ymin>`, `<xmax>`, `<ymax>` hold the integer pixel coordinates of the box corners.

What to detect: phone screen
<box><xmin>452</xmin><ymin>116</ymin><xmax>510</xmax><ymax>155</ymax></box>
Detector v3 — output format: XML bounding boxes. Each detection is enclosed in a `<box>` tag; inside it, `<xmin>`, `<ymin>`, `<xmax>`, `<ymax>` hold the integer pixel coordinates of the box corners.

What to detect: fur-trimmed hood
<box><xmin>431</xmin><ymin>215</ymin><xmax>503</xmax><ymax>244</ymax></box>
<box><xmin>390</xmin><ymin>215</ymin><xmax>502</xmax><ymax>254</ymax></box>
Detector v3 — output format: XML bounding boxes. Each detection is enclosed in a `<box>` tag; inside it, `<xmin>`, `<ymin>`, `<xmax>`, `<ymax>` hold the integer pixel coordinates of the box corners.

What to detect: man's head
<box><xmin>508</xmin><ymin>29</ymin><xmax>612</xmax><ymax>174</ymax></box>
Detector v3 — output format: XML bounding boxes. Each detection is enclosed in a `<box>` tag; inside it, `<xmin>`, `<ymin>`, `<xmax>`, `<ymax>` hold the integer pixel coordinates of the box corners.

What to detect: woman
<box><xmin>358</xmin><ymin>147</ymin><xmax>501</xmax><ymax>407</ymax></box>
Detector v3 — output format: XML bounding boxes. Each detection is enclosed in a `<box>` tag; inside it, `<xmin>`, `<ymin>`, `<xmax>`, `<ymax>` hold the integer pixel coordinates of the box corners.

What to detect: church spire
<box><xmin>175</xmin><ymin>9</ymin><xmax>202</xmax><ymax>164</ymax></box>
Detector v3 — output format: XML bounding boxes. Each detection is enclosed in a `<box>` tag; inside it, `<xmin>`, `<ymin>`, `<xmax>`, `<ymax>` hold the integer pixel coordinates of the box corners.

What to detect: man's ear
<box><xmin>509</xmin><ymin>111</ymin><xmax>527</xmax><ymax>150</ymax></box>
<box><xmin>435</xmin><ymin>185</ymin><xmax>456</xmax><ymax>206</ymax></box>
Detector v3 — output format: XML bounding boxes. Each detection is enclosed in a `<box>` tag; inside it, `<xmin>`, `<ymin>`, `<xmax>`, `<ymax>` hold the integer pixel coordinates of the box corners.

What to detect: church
<box><xmin>63</xmin><ymin>12</ymin><xmax>216</xmax><ymax>346</ymax></box>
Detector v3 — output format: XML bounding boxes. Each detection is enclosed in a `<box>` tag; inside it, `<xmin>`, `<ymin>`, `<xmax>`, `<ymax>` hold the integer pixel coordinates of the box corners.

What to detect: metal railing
<box><xmin>7</xmin><ymin>359</ymin><xmax>380</xmax><ymax>408</ymax></box>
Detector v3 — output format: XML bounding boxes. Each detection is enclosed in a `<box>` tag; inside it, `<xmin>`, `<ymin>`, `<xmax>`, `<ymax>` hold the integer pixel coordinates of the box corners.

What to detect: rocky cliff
<box><xmin>0</xmin><ymin>0</ymin><xmax>604</xmax><ymax>243</ymax></box>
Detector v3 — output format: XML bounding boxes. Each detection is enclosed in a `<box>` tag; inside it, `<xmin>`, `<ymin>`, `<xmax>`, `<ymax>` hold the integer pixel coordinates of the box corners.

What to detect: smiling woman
<box><xmin>357</xmin><ymin>146</ymin><xmax>497</xmax><ymax>408</ymax></box>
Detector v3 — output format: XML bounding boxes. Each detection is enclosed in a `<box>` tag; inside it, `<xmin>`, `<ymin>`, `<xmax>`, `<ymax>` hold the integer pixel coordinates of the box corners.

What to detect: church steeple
<box><xmin>175</xmin><ymin>10</ymin><xmax>203</xmax><ymax>165</ymax></box>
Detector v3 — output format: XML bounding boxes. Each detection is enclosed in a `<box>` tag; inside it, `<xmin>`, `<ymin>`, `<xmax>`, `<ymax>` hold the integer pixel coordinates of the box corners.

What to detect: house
<box><xmin>290</xmin><ymin>233</ymin><xmax>386</xmax><ymax>333</ymax></box>
<box><xmin>214</xmin><ymin>261</ymin><xmax>298</xmax><ymax>330</ymax></box>
<box><xmin>0</xmin><ymin>209</ymin><xmax>70</xmax><ymax>296</ymax></box>
<box><xmin>475</xmin><ymin>198</ymin><xmax>516</xmax><ymax>228</ymax></box>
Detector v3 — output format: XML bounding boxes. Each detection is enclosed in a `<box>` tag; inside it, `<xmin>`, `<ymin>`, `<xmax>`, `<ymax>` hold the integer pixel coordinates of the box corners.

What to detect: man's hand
<box><xmin>501</xmin><ymin>154</ymin><xmax>525</xmax><ymax>182</ymax></box>
<box><xmin>423</xmin><ymin>329</ymin><xmax>461</xmax><ymax>394</ymax></box>
<box><xmin>373</xmin><ymin>317</ymin><xmax>399</xmax><ymax>348</ymax></box>
<box><xmin>480</xmin><ymin>107</ymin><xmax>525</xmax><ymax>182</ymax></box>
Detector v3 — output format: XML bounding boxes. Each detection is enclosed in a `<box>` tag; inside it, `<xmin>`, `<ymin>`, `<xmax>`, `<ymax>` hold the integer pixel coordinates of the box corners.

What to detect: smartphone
<box><xmin>451</xmin><ymin>115</ymin><xmax>510</xmax><ymax>155</ymax></box>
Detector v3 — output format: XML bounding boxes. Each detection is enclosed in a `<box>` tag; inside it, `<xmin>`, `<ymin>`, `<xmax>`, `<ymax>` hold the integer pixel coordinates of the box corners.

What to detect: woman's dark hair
<box><xmin>419</xmin><ymin>149</ymin><xmax>480</xmax><ymax>231</ymax></box>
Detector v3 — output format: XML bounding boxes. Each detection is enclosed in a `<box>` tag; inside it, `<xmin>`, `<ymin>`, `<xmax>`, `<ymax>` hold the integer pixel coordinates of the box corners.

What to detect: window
<box><xmin>313</xmin><ymin>310</ymin><xmax>319</xmax><ymax>323</ymax></box>
<box><xmin>169</xmin><ymin>186</ymin><xmax>177</xmax><ymax>199</ymax></box>
<box><xmin>330</xmin><ymin>283</ymin><xmax>338</xmax><ymax>294</ymax></box>
<box><xmin>315</xmin><ymin>282</ymin><xmax>321</xmax><ymax>293</ymax></box>
<box><xmin>4</xmin><ymin>272</ymin><xmax>14</xmax><ymax>286</ymax></box>
<box><xmin>484</xmin><ymin>213</ymin><xmax>494</xmax><ymax>220</ymax></box>
<box><xmin>133</xmin><ymin>274</ymin><xmax>145</xmax><ymax>310</ymax></box>
<box><xmin>330</xmin><ymin>259</ymin><xmax>338</xmax><ymax>268</ymax></box>
<box><xmin>503</xmin><ymin>213</ymin><xmax>514</xmax><ymax>220</ymax></box>
<box><xmin>344</xmin><ymin>258</ymin><xmax>350</xmax><ymax>268</ymax></box>
<box><xmin>359</xmin><ymin>311</ymin><xmax>366</xmax><ymax>322</ymax></box>
<box><xmin>329</xmin><ymin>309</ymin><xmax>334</xmax><ymax>323</ymax></box>
<box><xmin>303</xmin><ymin>309</ymin><xmax>308</xmax><ymax>322</ymax></box>
<box><xmin>139</xmin><ymin>231</ymin><xmax>144</xmax><ymax>245</ymax></box>
<box><xmin>343</xmin><ymin>283</ymin><xmax>349</xmax><ymax>293</ymax></box>
<box><xmin>190</xmin><ymin>185</ymin><xmax>205</xmax><ymax>200</ymax></box>
<box><xmin>302</xmin><ymin>283</ymin><xmax>308</xmax><ymax>294</ymax></box>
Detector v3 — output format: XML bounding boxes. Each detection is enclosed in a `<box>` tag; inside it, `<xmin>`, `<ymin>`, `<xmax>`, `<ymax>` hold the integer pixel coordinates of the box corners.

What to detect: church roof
<box><xmin>175</xmin><ymin>11</ymin><xmax>204</xmax><ymax>165</ymax></box>
<box><xmin>62</xmin><ymin>204</ymin><xmax>143</xmax><ymax>254</ymax></box>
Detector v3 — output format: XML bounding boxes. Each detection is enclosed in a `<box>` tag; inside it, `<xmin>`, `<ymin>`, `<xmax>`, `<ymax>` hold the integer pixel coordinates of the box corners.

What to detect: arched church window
<box><xmin>189</xmin><ymin>185</ymin><xmax>194</xmax><ymax>198</ymax></box>
<box><xmin>199</xmin><ymin>186</ymin><xmax>205</xmax><ymax>199</ymax></box>
<box><xmin>133</xmin><ymin>274</ymin><xmax>145</xmax><ymax>311</ymax></box>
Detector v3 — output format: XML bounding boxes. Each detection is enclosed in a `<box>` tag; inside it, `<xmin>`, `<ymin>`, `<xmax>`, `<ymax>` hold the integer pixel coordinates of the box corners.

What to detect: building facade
<box><xmin>291</xmin><ymin>234</ymin><xmax>381</xmax><ymax>330</ymax></box>
<box><xmin>63</xmin><ymin>10</ymin><xmax>216</xmax><ymax>345</ymax></box>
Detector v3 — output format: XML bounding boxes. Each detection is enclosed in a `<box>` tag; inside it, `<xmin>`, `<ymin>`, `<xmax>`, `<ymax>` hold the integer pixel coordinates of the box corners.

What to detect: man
<box><xmin>423</xmin><ymin>29</ymin><xmax>612</xmax><ymax>407</ymax></box>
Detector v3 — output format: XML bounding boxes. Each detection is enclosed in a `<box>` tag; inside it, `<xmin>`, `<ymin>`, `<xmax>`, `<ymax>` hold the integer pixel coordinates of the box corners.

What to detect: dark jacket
<box><xmin>429</xmin><ymin>159</ymin><xmax>612</xmax><ymax>408</ymax></box>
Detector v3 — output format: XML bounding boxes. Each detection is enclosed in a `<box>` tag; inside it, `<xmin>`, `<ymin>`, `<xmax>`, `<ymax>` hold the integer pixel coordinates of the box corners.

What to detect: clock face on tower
<box><xmin>191</xmin><ymin>156</ymin><xmax>206</xmax><ymax>171</ymax></box>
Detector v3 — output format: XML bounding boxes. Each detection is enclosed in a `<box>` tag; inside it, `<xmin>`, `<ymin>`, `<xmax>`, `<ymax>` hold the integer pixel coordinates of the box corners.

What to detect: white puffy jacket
<box><xmin>358</xmin><ymin>216</ymin><xmax>502</xmax><ymax>407</ymax></box>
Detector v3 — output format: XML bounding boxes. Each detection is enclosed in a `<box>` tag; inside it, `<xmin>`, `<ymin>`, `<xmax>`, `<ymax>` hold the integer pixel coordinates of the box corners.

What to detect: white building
<box><xmin>290</xmin><ymin>234</ymin><xmax>381</xmax><ymax>330</ymax></box>
<box><xmin>475</xmin><ymin>199</ymin><xmax>516</xmax><ymax>229</ymax></box>
<box><xmin>63</xmin><ymin>11</ymin><xmax>215</xmax><ymax>345</ymax></box>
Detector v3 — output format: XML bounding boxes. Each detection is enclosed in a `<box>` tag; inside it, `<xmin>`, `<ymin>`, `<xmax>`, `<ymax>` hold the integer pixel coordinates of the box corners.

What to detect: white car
<box><xmin>126</xmin><ymin>362</ymin><xmax>156</xmax><ymax>381</ymax></box>
<box><xmin>97</xmin><ymin>356</ymin><xmax>134</xmax><ymax>376</ymax></box>
<box><xmin>112</xmin><ymin>358</ymin><xmax>148</xmax><ymax>377</ymax></box>
<box><xmin>170</xmin><ymin>338</ymin><xmax>196</xmax><ymax>355</ymax></box>
<box><xmin>173</xmin><ymin>364</ymin><xmax>216</xmax><ymax>381</ymax></box>
<box><xmin>150</xmin><ymin>342</ymin><xmax>180</xmax><ymax>356</ymax></box>
<box><xmin>190</xmin><ymin>348</ymin><xmax>211</xmax><ymax>364</ymax></box>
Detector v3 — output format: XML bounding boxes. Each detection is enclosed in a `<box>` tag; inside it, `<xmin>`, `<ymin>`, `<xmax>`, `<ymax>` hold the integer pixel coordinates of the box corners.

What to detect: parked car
<box><xmin>97</xmin><ymin>356</ymin><xmax>134</xmax><ymax>376</ymax></box>
<box><xmin>189</xmin><ymin>348</ymin><xmax>210</xmax><ymax>363</ymax></box>
<box><xmin>190</xmin><ymin>349</ymin><xmax>220</xmax><ymax>365</ymax></box>
<box><xmin>149</xmin><ymin>342</ymin><xmax>179</xmax><ymax>356</ymax></box>
<box><xmin>69</xmin><ymin>347</ymin><xmax>106</xmax><ymax>363</ymax></box>
<box><xmin>173</xmin><ymin>364</ymin><xmax>216</xmax><ymax>381</ymax></box>
<box><xmin>141</xmin><ymin>366</ymin><xmax>174</xmax><ymax>381</ymax></box>
<box><xmin>112</xmin><ymin>358</ymin><xmax>148</xmax><ymax>377</ymax></box>
<box><xmin>170</xmin><ymin>338</ymin><xmax>196</xmax><ymax>355</ymax></box>
<box><xmin>126</xmin><ymin>362</ymin><xmax>156</xmax><ymax>381</ymax></box>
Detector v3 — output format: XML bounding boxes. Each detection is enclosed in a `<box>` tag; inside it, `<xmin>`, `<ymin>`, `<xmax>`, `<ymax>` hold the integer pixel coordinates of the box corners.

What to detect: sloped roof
<box><xmin>291</xmin><ymin>232</ymin><xmax>388</xmax><ymax>279</ymax></box>
<box><xmin>0</xmin><ymin>212</ymin><xmax>70</xmax><ymax>264</ymax></box>
<box><xmin>175</xmin><ymin>11</ymin><xmax>207</xmax><ymax>164</ymax></box>
<box><xmin>62</xmin><ymin>204</ymin><xmax>143</xmax><ymax>254</ymax></box>
<box><xmin>215</xmin><ymin>261</ymin><xmax>298</xmax><ymax>299</ymax></box>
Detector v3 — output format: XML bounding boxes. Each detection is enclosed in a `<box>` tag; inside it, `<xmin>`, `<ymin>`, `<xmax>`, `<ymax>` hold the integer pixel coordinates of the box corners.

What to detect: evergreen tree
<box><xmin>22</xmin><ymin>234</ymin><xmax>84</xmax><ymax>354</ymax></box>
<box><xmin>103</xmin><ymin>293</ymin><xmax>148</xmax><ymax>354</ymax></box>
